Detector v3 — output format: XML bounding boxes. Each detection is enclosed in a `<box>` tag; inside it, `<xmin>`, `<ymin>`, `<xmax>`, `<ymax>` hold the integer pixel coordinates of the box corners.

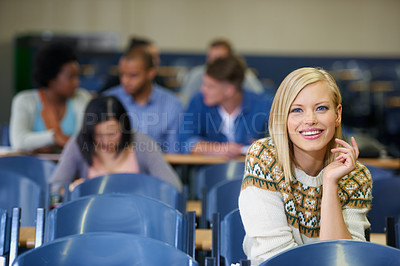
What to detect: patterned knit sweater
<box><xmin>238</xmin><ymin>138</ymin><xmax>372</xmax><ymax>265</ymax></box>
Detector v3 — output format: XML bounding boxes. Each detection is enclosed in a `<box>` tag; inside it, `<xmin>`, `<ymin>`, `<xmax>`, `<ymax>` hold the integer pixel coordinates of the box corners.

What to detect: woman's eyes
<box><xmin>316</xmin><ymin>106</ymin><xmax>328</xmax><ymax>111</ymax></box>
<box><xmin>290</xmin><ymin>106</ymin><xmax>329</xmax><ymax>113</ymax></box>
<box><xmin>290</xmin><ymin>108</ymin><xmax>302</xmax><ymax>113</ymax></box>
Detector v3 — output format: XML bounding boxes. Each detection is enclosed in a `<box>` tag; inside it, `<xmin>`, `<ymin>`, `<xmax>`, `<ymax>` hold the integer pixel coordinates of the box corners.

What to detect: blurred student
<box><xmin>103</xmin><ymin>48</ymin><xmax>182</xmax><ymax>153</ymax></box>
<box><xmin>49</xmin><ymin>96</ymin><xmax>182</xmax><ymax>195</ymax></box>
<box><xmin>239</xmin><ymin>67</ymin><xmax>372</xmax><ymax>265</ymax></box>
<box><xmin>179</xmin><ymin>55</ymin><xmax>272</xmax><ymax>158</ymax></box>
<box><xmin>180</xmin><ymin>37</ymin><xmax>264</xmax><ymax>106</ymax></box>
<box><xmin>100</xmin><ymin>36</ymin><xmax>165</xmax><ymax>92</ymax></box>
<box><xmin>10</xmin><ymin>42</ymin><xmax>91</xmax><ymax>152</ymax></box>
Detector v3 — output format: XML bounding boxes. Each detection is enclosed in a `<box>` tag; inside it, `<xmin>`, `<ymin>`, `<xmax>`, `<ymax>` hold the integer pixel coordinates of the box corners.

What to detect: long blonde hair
<box><xmin>269</xmin><ymin>67</ymin><xmax>342</xmax><ymax>182</ymax></box>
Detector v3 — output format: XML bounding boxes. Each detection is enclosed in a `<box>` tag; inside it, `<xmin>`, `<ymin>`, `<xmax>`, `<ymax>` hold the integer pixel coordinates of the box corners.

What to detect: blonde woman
<box><xmin>239</xmin><ymin>67</ymin><xmax>372</xmax><ymax>265</ymax></box>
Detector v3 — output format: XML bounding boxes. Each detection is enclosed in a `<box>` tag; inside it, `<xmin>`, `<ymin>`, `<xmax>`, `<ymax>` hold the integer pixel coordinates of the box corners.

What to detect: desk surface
<box><xmin>164</xmin><ymin>153</ymin><xmax>245</xmax><ymax>165</ymax></box>
<box><xmin>2</xmin><ymin>150</ymin><xmax>399</xmax><ymax>169</ymax></box>
<box><xmin>359</xmin><ymin>157</ymin><xmax>400</xmax><ymax>170</ymax></box>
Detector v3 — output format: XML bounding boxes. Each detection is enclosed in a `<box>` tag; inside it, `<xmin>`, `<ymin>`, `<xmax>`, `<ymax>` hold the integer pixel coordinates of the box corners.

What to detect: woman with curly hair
<box><xmin>10</xmin><ymin>42</ymin><xmax>91</xmax><ymax>152</ymax></box>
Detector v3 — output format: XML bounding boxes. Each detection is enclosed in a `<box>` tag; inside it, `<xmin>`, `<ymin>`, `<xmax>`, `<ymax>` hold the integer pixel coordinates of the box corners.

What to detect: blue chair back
<box><xmin>206</xmin><ymin>179</ymin><xmax>242</xmax><ymax>223</ymax></box>
<box><xmin>69</xmin><ymin>173</ymin><xmax>183</xmax><ymax>212</ymax></box>
<box><xmin>45</xmin><ymin>194</ymin><xmax>187</xmax><ymax>252</ymax></box>
<box><xmin>0</xmin><ymin>156</ymin><xmax>55</xmax><ymax>188</ymax></box>
<box><xmin>367</xmin><ymin>165</ymin><xmax>397</xmax><ymax>180</ymax></box>
<box><xmin>394</xmin><ymin>214</ymin><xmax>400</xmax><ymax>248</ymax></box>
<box><xmin>260</xmin><ymin>240</ymin><xmax>400</xmax><ymax>266</ymax></box>
<box><xmin>14</xmin><ymin>232</ymin><xmax>198</xmax><ymax>266</ymax></box>
<box><xmin>0</xmin><ymin>208</ymin><xmax>9</xmax><ymax>256</ymax></box>
<box><xmin>194</xmin><ymin>160</ymin><xmax>244</xmax><ymax>200</ymax></box>
<box><xmin>0</xmin><ymin>170</ymin><xmax>45</xmax><ymax>226</ymax></box>
<box><xmin>0</xmin><ymin>124</ymin><xmax>9</xmax><ymax>146</ymax></box>
<box><xmin>221</xmin><ymin>209</ymin><xmax>247</xmax><ymax>266</ymax></box>
<box><xmin>368</xmin><ymin>175</ymin><xmax>400</xmax><ymax>233</ymax></box>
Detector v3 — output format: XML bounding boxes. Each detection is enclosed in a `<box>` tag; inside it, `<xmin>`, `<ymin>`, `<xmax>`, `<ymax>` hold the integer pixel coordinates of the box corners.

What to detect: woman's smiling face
<box><xmin>287</xmin><ymin>80</ymin><xmax>342</xmax><ymax>158</ymax></box>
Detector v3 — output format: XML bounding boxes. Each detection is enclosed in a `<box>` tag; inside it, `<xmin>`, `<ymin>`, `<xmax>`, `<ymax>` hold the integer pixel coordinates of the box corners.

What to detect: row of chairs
<box><xmin>14</xmin><ymin>232</ymin><xmax>196</xmax><ymax>266</ymax></box>
<box><xmin>10</xmin><ymin>193</ymin><xmax>198</xmax><ymax>265</ymax></box>
<box><xmin>2</xmin><ymin>155</ymin><xmax>400</xmax><ymax>265</ymax></box>
<box><xmin>0</xmin><ymin>156</ymin><xmax>197</xmax><ymax>265</ymax></box>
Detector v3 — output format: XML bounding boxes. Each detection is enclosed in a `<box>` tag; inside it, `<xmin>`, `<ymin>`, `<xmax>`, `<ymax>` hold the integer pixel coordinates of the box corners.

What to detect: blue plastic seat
<box><xmin>0</xmin><ymin>170</ymin><xmax>46</xmax><ymax>227</ymax></box>
<box><xmin>45</xmin><ymin>194</ymin><xmax>188</xmax><ymax>252</ymax></box>
<box><xmin>0</xmin><ymin>156</ymin><xmax>55</xmax><ymax>188</ymax></box>
<box><xmin>209</xmin><ymin>209</ymin><xmax>249</xmax><ymax>266</ymax></box>
<box><xmin>259</xmin><ymin>240</ymin><xmax>400</xmax><ymax>266</ymax></box>
<box><xmin>0</xmin><ymin>208</ymin><xmax>8</xmax><ymax>259</ymax></box>
<box><xmin>368</xmin><ymin>175</ymin><xmax>400</xmax><ymax>233</ymax></box>
<box><xmin>13</xmin><ymin>232</ymin><xmax>199</xmax><ymax>266</ymax></box>
<box><xmin>194</xmin><ymin>160</ymin><xmax>244</xmax><ymax>200</ymax></box>
<box><xmin>206</xmin><ymin>179</ymin><xmax>242</xmax><ymax>223</ymax></box>
<box><xmin>69</xmin><ymin>173</ymin><xmax>184</xmax><ymax>212</ymax></box>
<box><xmin>221</xmin><ymin>209</ymin><xmax>247</xmax><ymax>265</ymax></box>
<box><xmin>367</xmin><ymin>165</ymin><xmax>397</xmax><ymax>180</ymax></box>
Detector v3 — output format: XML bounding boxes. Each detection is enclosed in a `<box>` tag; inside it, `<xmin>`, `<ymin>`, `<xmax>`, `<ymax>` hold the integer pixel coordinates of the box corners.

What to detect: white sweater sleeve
<box><xmin>10</xmin><ymin>90</ymin><xmax>55</xmax><ymax>150</ymax></box>
<box><xmin>10</xmin><ymin>89</ymin><xmax>92</xmax><ymax>151</ymax></box>
<box><xmin>239</xmin><ymin>186</ymin><xmax>298</xmax><ymax>266</ymax></box>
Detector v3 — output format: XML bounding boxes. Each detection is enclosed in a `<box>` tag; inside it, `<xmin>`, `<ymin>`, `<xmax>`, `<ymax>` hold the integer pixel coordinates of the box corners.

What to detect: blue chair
<box><xmin>0</xmin><ymin>208</ymin><xmax>8</xmax><ymax>264</ymax></box>
<box><xmin>0</xmin><ymin>156</ymin><xmax>55</xmax><ymax>213</ymax></box>
<box><xmin>205</xmin><ymin>179</ymin><xmax>242</xmax><ymax>224</ymax></box>
<box><xmin>13</xmin><ymin>232</ymin><xmax>199</xmax><ymax>266</ymax></box>
<box><xmin>0</xmin><ymin>156</ymin><xmax>55</xmax><ymax>188</ymax></box>
<box><xmin>221</xmin><ymin>209</ymin><xmax>248</xmax><ymax>266</ymax></box>
<box><xmin>45</xmin><ymin>194</ymin><xmax>189</xmax><ymax>252</ymax></box>
<box><xmin>367</xmin><ymin>165</ymin><xmax>397</xmax><ymax>180</ymax></box>
<box><xmin>368</xmin><ymin>175</ymin><xmax>400</xmax><ymax>233</ymax></box>
<box><xmin>0</xmin><ymin>124</ymin><xmax>9</xmax><ymax>147</ymax></box>
<box><xmin>194</xmin><ymin>160</ymin><xmax>245</xmax><ymax>200</ymax></box>
<box><xmin>209</xmin><ymin>210</ymin><xmax>249</xmax><ymax>266</ymax></box>
<box><xmin>0</xmin><ymin>170</ymin><xmax>46</xmax><ymax>227</ymax></box>
<box><xmin>69</xmin><ymin>173</ymin><xmax>185</xmax><ymax>212</ymax></box>
<box><xmin>259</xmin><ymin>240</ymin><xmax>400</xmax><ymax>266</ymax></box>
<box><xmin>0</xmin><ymin>207</ymin><xmax>22</xmax><ymax>266</ymax></box>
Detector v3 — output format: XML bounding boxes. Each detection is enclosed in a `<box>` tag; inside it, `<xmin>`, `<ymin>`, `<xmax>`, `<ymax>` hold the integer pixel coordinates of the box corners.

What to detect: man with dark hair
<box><xmin>103</xmin><ymin>49</ymin><xmax>182</xmax><ymax>153</ymax></box>
<box><xmin>179</xmin><ymin>55</ymin><xmax>272</xmax><ymax>158</ymax></box>
<box><xmin>180</xmin><ymin>37</ymin><xmax>264</xmax><ymax>106</ymax></box>
<box><xmin>100</xmin><ymin>36</ymin><xmax>164</xmax><ymax>92</ymax></box>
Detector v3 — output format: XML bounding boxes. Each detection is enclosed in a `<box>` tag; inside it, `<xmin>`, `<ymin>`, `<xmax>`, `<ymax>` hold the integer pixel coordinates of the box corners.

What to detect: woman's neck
<box><xmin>43</xmin><ymin>88</ymin><xmax>67</xmax><ymax>105</ymax></box>
<box><xmin>294</xmin><ymin>149</ymin><xmax>326</xmax><ymax>177</ymax></box>
<box><xmin>94</xmin><ymin>146</ymin><xmax>131</xmax><ymax>168</ymax></box>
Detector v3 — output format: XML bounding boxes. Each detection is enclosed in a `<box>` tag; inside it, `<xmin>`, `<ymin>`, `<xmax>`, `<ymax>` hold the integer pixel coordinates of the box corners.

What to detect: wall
<box><xmin>0</xmin><ymin>0</ymin><xmax>399</xmax><ymax>122</ymax></box>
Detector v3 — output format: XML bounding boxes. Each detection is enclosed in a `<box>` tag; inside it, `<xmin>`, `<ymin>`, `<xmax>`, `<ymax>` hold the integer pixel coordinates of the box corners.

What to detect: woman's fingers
<box><xmin>332</xmin><ymin>137</ymin><xmax>358</xmax><ymax>167</ymax></box>
<box><xmin>350</xmin><ymin>136</ymin><xmax>360</xmax><ymax>159</ymax></box>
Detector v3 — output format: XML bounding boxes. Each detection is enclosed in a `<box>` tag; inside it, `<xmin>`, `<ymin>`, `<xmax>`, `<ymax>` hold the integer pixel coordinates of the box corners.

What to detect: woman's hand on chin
<box><xmin>323</xmin><ymin>137</ymin><xmax>359</xmax><ymax>185</ymax></box>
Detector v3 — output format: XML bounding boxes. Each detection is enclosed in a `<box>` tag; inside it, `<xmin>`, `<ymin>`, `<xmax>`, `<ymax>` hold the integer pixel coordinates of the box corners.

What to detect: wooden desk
<box><xmin>166</xmin><ymin>154</ymin><xmax>400</xmax><ymax>170</ymax></box>
<box><xmin>186</xmin><ymin>200</ymin><xmax>202</xmax><ymax>216</ymax></box>
<box><xmin>164</xmin><ymin>154</ymin><xmax>245</xmax><ymax>165</ymax></box>
<box><xmin>359</xmin><ymin>158</ymin><xmax>400</xmax><ymax>170</ymax></box>
<box><xmin>195</xmin><ymin>228</ymin><xmax>212</xmax><ymax>251</ymax></box>
<box><xmin>19</xmin><ymin>227</ymin><xmax>35</xmax><ymax>249</ymax></box>
<box><xmin>370</xmin><ymin>233</ymin><xmax>386</xmax><ymax>246</ymax></box>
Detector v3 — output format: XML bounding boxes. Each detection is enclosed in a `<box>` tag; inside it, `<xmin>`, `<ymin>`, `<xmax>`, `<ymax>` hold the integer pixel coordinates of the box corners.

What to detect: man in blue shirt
<box><xmin>180</xmin><ymin>56</ymin><xmax>272</xmax><ymax>158</ymax></box>
<box><xmin>104</xmin><ymin>49</ymin><xmax>182</xmax><ymax>153</ymax></box>
<box><xmin>180</xmin><ymin>38</ymin><xmax>264</xmax><ymax>106</ymax></box>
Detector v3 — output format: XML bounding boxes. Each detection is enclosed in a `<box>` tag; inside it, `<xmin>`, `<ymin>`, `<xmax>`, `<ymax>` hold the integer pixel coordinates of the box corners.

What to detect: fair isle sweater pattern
<box><xmin>241</xmin><ymin>138</ymin><xmax>372</xmax><ymax>238</ymax></box>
